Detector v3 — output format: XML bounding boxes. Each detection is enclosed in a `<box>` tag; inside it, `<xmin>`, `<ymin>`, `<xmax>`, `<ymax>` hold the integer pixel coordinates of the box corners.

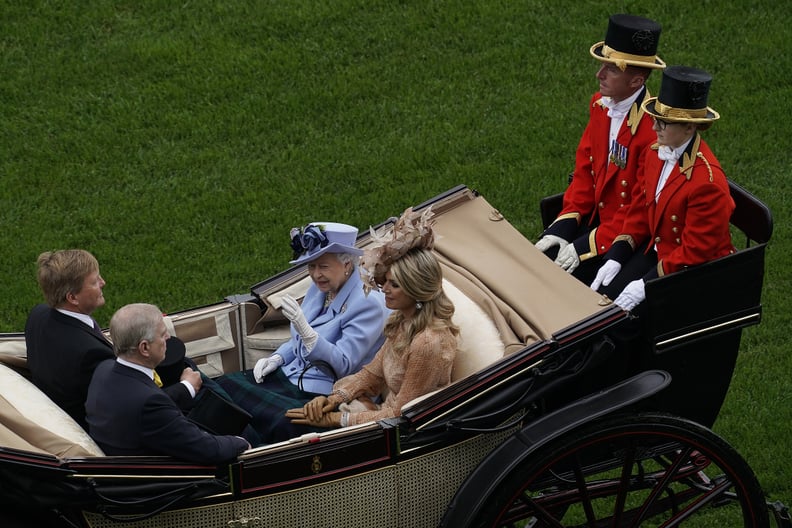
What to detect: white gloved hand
<box><xmin>554</xmin><ymin>243</ymin><xmax>580</xmax><ymax>273</ymax></box>
<box><xmin>534</xmin><ymin>234</ymin><xmax>569</xmax><ymax>254</ymax></box>
<box><xmin>281</xmin><ymin>294</ymin><xmax>319</xmax><ymax>352</ymax></box>
<box><xmin>253</xmin><ymin>354</ymin><xmax>284</xmax><ymax>383</ymax></box>
<box><xmin>590</xmin><ymin>260</ymin><xmax>622</xmax><ymax>291</ymax></box>
<box><xmin>614</xmin><ymin>279</ymin><xmax>646</xmax><ymax>312</ymax></box>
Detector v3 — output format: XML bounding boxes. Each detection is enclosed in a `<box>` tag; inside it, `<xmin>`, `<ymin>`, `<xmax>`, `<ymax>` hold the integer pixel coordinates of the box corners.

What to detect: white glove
<box><xmin>614</xmin><ymin>279</ymin><xmax>645</xmax><ymax>312</ymax></box>
<box><xmin>253</xmin><ymin>354</ymin><xmax>284</xmax><ymax>383</ymax></box>
<box><xmin>281</xmin><ymin>294</ymin><xmax>319</xmax><ymax>352</ymax></box>
<box><xmin>554</xmin><ymin>243</ymin><xmax>580</xmax><ymax>273</ymax></box>
<box><xmin>534</xmin><ymin>234</ymin><xmax>569</xmax><ymax>254</ymax></box>
<box><xmin>590</xmin><ymin>260</ymin><xmax>622</xmax><ymax>291</ymax></box>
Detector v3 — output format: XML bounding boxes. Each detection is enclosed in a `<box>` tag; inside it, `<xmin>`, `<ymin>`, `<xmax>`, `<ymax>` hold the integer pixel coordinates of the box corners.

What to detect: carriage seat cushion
<box><xmin>443</xmin><ymin>279</ymin><xmax>505</xmax><ymax>381</ymax></box>
<box><xmin>0</xmin><ymin>363</ymin><xmax>104</xmax><ymax>457</ymax></box>
<box><xmin>401</xmin><ymin>281</ymin><xmax>505</xmax><ymax>411</ymax></box>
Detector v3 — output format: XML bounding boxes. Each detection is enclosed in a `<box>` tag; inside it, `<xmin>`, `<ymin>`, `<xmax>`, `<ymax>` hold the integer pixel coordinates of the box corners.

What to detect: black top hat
<box><xmin>642</xmin><ymin>66</ymin><xmax>720</xmax><ymax>123</ymax></box>
<box><xmin>156</xmin><ymin>336</ymin><xmax>188</xmax><ymax>387</ymax></box>
<box><xmin>590</xmin><ymin>14</ymin><xmax>665</xmax><ymax>70</ymax></box>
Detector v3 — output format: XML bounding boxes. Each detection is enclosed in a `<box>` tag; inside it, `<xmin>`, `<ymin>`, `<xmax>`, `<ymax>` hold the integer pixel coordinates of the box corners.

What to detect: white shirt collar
<box><xmin>602</xmin><ymin>88</ymin><xmax>642</xmax><ymax>119</ymax></box>
<box><xmin>116</xmin><ymin>357</ymin><xmax>156</xmax><ymax>381</ymax></box>
<box><xmin>56</xmin><ymin>308</ymin><xmax>95</xmax><ymax>329</ymax></box>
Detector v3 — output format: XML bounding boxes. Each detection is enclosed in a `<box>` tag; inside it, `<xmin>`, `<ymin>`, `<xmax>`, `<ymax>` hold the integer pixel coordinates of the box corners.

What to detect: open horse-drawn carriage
<box><xmin>0</xmin><ymin>185</ymin><xmax>785</xmax><ymax>527</ymax></box>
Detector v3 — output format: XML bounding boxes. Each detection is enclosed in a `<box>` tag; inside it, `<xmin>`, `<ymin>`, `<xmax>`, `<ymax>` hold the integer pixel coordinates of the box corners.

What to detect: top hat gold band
<box><xmin>654</xmin><ymin>101</ymin><xmax>709</xmax><ymax>119</ymax></box>
<box><xmin>601</xmin><ymin>44</ymin><xmax>661</xmax><ymax>71</ymax></box>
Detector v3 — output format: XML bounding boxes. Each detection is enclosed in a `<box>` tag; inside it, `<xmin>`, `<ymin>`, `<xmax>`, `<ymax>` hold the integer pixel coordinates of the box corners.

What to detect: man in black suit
<box><xmin>86</xmin><ymin>303</ymin><xmax>249</xmax><ymax>462</ymax></box>
<box><xmin>25</xmin><ymin>250</ymin><xmax>201</xmax><ymax>429</ymax></box>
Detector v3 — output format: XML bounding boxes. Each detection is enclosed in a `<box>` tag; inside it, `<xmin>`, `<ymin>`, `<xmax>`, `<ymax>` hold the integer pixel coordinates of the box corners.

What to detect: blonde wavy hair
<box><xmin>383</xmin><ymin>248</ymin><xmax>459</xmax><ymax>354</ymax></box>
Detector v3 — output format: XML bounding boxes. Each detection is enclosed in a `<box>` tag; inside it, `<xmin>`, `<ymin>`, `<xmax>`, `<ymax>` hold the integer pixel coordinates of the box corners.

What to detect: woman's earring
<box><xmin>415</xmin><ymin>301</ymin><xmax>423</xmax><ymax>310</ymax></box>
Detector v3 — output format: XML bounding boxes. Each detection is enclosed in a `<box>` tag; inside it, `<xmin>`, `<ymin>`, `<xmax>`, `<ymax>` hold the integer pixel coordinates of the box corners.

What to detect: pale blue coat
<box><xmin>276</xmin><ymin>271</ymin><xmax>388</xmax><ymax>394</ymax></box>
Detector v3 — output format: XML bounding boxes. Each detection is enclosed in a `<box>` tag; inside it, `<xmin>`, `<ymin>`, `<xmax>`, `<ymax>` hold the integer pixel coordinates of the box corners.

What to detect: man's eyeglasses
<box><xmin>653</xmin><ymin>117</ymin><xmax>671</xmax><ymax>131</ymax></box>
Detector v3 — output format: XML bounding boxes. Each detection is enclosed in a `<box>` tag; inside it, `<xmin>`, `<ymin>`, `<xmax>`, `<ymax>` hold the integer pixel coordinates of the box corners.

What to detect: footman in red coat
<box><xmin>590</xmin><ymin>66</ymin><xmax>735</xmax><ymax>311</ymax></box>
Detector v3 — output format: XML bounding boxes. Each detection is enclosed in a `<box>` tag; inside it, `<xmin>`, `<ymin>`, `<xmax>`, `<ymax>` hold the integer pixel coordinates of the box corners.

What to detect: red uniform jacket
<box><xmin>617</xmin><ymin>134</ymin><xmax>735</xmax><ymax>276</ymax></box>
<box><xmin>546</xmin><ymin>87</ymin><xmax>657</xmax><ymax>259</ymax></box>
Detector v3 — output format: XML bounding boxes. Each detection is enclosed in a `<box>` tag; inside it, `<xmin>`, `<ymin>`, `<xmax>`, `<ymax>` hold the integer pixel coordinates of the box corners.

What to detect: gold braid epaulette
<box><xmin>696</xmin><ymin>151</ymin><xmax>714</xmax><ymax>183</ymax></box>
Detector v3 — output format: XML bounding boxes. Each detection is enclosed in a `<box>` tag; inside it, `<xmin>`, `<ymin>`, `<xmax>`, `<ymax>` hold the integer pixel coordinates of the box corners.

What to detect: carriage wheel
<box><xmin>472</xmin><ymin>413</ymin><xmax>769</xmax><ymax>527</ymax></box>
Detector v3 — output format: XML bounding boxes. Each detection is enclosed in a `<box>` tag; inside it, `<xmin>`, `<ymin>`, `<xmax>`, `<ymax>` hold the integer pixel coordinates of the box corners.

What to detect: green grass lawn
<box><xmin>1</xmin><ymin>0</ymin><xmax>790</xmax><ymax>515</ymax></box>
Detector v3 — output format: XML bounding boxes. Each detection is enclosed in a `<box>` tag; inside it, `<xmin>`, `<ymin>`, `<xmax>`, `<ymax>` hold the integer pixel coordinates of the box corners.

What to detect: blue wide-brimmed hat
<box><xmin>289</xmin><ymin>222</ymin><xmax>364</xmax><ymax>266</ymax></box>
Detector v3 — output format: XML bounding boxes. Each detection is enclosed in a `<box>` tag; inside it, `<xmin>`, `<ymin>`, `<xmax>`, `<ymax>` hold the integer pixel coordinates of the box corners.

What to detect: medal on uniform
<box><xmin>609</xmin><ymin>140</ymin><xmax>627</xmax><ymax>169</ymax></box>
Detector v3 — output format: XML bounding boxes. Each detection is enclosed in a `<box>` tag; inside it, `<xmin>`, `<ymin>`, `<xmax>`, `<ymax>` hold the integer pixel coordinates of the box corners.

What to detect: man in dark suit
<box><xmin>86</xmin><ymin>303</ymin><xmax>249</xmax><ymax>463</ymax></box>
<box><xmin>25</xmin><ymin>249</ymin><xmax>201</xmax><ymax>429</ymax></box>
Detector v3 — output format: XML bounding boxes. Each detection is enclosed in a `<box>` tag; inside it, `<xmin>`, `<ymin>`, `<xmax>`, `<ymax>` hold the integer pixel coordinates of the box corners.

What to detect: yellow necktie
<box><xmin>153</xmin><ymin>370</ymin><xmax>163</xmax><ymax>388</ymax></box>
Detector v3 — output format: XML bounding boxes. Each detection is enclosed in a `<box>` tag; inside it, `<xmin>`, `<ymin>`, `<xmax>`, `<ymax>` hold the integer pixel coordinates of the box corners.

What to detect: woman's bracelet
<box><xmin>330</xmin><ymin>389</ymin><xmax>351</xmax><ymax>403</ymax></box>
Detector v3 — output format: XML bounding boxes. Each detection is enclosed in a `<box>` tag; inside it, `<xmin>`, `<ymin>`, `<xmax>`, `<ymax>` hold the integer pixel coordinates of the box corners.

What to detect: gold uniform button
<box><xmin>675</xmin><ymin>238</ymin><xmax>681</xmax><ymax>244</ymax></box>
<box><xmin>598</xmin><ymin>202</ymin><xmax>605</xmax><ymax>209</ymax></box>
<box><xmin>620</xmin><ymin>191</ymin><xmax>627</xmax><ymax>199</ymax></box>
<box><xmin>672</xmin><ymin>227</ymin><xmax>679</xmax><ymax>233</ymax></box>
<box><xmin>671</xmin><ymin>215</ymin><xmax>678</xmax><ymax>222</ymax></box>
<box><xmin>621</xmin><ymin>180</ymin><xmax>628</xmax><ymax>187</ymax></box>
<box><xmin>654</xmin><ymin>237</ymin><xmax>661</xmax><ymax>244</ymax></box>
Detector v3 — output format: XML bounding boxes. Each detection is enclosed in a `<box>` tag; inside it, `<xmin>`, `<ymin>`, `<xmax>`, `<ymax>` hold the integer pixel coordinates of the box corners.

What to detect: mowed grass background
<box><xmin>1</xmin><ymin>0</ymin><xmax>789</xmax><ymax>510</ymax></box>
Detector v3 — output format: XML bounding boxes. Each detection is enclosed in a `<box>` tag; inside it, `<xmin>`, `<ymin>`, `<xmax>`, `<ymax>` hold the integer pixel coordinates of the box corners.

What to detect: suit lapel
<box><xmin>53</xmin><ymin>309</ymin><xmax>112</xmax><ymax>347</ymax></box>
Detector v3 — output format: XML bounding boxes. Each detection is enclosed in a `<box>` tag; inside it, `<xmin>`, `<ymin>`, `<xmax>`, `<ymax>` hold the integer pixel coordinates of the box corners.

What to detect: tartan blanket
<box><xmin>215</xmin><ymin>369</ymin><xmax>325</xmax><ymax>445</ymax></box>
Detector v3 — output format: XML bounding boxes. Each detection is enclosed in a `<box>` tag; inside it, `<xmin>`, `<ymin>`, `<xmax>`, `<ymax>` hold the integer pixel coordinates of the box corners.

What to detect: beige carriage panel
<box><xmin>166</xmin><ymin>302</ymin><xmax>242</xmax><ymax>377</ymax></box>
<box><xmin>240</xmin><ymin>298</ymin><xmax>293</xmax><ymax>369</ymax></box>
<box><xmin>0</xmin><ymin>363</ymin><xmax>103</xmax><ymax>457</ymax></box>
<box><xmin>265</xmin><ymin>275</ymin><xmax>312</xmax><ymax>310</ymax></box>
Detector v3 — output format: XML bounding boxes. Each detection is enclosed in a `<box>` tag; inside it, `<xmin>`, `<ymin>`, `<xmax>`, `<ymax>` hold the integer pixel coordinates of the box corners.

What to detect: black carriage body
<box><xmin>0</xmin><ymin>184</ymin><xmax>775</xmax><ymax>527</ymax></box>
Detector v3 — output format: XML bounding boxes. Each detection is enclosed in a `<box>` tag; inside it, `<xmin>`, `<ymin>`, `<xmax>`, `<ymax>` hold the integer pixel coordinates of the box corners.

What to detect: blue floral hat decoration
<box><xmin>289</xmin><ymin>222</ymin><xmax>364</xmax><ymax>265</ymax></box>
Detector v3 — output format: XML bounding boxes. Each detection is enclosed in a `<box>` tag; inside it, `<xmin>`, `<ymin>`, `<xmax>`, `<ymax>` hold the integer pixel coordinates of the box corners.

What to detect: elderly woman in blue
<box><xmin>217</xmin><ymin>222</ymin><xmax>388</xmax><ymax>445</ymax></box>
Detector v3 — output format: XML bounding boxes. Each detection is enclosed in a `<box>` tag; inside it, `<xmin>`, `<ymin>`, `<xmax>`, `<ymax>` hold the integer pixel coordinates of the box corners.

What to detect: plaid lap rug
<box><xmin>216</xmin><ymin>369</ymin><xmax>325</xmax><ymax>445</ymax></box>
